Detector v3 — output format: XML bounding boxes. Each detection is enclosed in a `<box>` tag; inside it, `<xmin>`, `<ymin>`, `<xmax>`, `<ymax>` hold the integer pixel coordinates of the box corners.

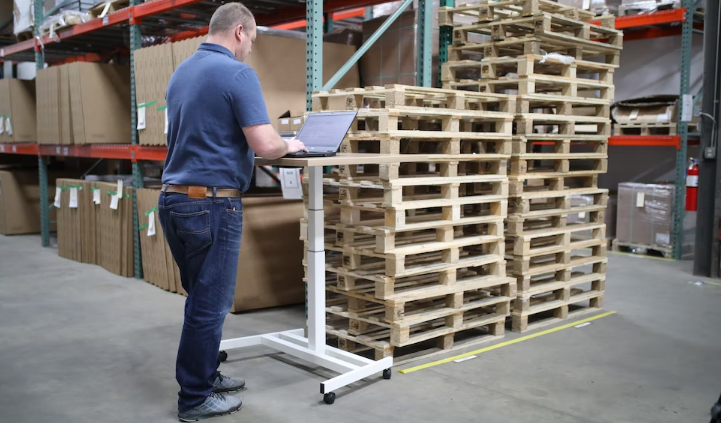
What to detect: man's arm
<box><xmin>244</xmin><ymin>124</ymin><xmax>307</xmax><ymax>160</ymax></box>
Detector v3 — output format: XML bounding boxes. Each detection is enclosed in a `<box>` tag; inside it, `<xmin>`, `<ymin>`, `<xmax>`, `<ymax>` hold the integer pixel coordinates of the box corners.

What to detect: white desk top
<box><xmin>256</xmin><ymin>153</ymin><xmax>429</xmax><ymax>167</ymax></box>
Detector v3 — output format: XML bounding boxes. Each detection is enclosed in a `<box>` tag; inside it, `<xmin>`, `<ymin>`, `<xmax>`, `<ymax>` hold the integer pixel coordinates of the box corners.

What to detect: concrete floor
<box><xmin>1</xmin><ymin>234</ymin><xmax>719</xmax><ymax>423</ymax></box>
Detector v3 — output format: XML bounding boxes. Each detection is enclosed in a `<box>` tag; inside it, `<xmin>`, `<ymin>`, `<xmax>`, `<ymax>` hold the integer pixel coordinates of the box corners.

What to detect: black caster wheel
<box><xmin>218</xmin><ymin>351</ymin><xmax>228</xmax><ymax>363</ymax></box>
<box><xmin>323</xmin><ymin>392</ymin><xmax>336</xmax><ymax>405</ymax></box>
<box><xmin>383</xmin><ymin>368</ymin><xmax>392</xmax><ymax>380</ymax></box>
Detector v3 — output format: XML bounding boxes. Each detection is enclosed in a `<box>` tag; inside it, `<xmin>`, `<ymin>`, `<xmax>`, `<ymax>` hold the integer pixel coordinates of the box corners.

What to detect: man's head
<box><xmin>207</xmin><ymin>3</ymin><xmax>256</xmax><ymax>62</ymax></box>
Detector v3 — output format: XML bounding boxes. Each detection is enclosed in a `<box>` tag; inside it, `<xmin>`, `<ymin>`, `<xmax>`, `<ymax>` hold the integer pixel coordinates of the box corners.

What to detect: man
<box><xmin>157</xmin><ymin>3</ymin><xmax>307</xmax><ymax>421</ymax></box>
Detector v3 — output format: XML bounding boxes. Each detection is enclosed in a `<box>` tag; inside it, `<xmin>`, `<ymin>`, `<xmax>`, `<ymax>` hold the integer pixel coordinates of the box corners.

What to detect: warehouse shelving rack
<box><xmin>0</xmin><ymin>0</ymin><xmax>436</xmax><ymax>278</ymax></box>
<box><xmin>436</xmin><ymin>3</ymin><xmax>704</xmax><ymax>260</ymax></box>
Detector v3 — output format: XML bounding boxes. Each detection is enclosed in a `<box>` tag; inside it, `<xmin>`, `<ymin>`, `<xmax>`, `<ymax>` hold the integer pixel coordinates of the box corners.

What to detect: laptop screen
<box><xmin>295</xmin><ymin>111</ymin><xmax>357</xmax><ymax>153</ymax></box>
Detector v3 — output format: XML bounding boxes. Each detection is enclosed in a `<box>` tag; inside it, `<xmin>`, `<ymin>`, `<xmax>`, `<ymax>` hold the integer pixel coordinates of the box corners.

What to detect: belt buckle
<box><xmin>187</xmin><ymin>186</ymin><xmax>206</xmax><ymax>199</ymax></box>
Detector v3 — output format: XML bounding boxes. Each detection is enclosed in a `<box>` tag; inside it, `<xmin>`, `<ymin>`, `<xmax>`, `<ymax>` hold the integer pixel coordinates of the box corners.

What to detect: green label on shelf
<box><xmin>137</xmin><ymin>100</ymin><xmax>157</xmax><ymax>109</ymax></box>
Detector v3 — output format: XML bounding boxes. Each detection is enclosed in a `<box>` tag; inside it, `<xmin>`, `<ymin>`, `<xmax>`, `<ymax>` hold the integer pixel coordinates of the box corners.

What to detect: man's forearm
<box><xmin>263</xmin><ymin>136</ymin><xmax>288</xmax><ymax>160</ymax></box>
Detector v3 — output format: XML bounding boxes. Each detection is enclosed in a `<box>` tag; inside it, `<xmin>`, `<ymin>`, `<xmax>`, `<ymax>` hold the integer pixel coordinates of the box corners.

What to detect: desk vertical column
<box><xmin>306</xmin><ymin>166</ymin><xmax>326</xmax><ymax>352</ymax></box>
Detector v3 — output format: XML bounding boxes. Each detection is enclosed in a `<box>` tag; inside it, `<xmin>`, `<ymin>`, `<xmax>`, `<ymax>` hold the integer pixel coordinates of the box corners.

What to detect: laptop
<box><xmin>283</xmin><ymin>111</ymin><xmax>358</xmax><ymax>158</ymax></box>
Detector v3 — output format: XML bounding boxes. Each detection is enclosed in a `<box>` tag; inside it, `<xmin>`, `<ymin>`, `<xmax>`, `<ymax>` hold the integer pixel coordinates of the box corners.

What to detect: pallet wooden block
<box><xmin>613</xmin><ymin>122</ymin><xmax>679</xmax><ymax>136</ymax></box>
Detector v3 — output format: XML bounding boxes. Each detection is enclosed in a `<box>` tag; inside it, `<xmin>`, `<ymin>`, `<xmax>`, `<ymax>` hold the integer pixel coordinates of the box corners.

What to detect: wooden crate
<box><xmin>438</xmin><ymin>0</ymin><xmax>610</xmax><ymax>27</ymax></box>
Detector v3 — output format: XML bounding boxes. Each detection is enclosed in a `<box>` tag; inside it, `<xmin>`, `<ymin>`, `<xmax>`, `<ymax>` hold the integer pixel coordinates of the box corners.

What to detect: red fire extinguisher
<box><xmin>686</xmin><ymin>158</ymin><xmax>699</xmax><ymax>212</ymax></box>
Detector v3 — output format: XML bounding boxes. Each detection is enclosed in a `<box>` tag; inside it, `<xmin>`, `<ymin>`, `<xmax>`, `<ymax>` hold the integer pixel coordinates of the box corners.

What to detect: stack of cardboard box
<box><xmin>55</xmin><ymin>177</ymin><xmax>133</xmax><ymax>277</ymax></box>
<box><xmin>36</xmin><ymin>63</ymin><xmax>131</xmax><ymax>145</ymax></box>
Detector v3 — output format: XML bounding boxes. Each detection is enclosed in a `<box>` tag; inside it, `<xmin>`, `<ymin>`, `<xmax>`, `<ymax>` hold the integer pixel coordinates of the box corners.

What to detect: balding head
<box><xmin>209</xmin><ymin>3</ymin><xmax>255</xmax><ymax>35</ymax></box>
<box><xmin>206</xmin><ymin>2</ymin><xmax>257</xmax><ymax>62</ymax></box>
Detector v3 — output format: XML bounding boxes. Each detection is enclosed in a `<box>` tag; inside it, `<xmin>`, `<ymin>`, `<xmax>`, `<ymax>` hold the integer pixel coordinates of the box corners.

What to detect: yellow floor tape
<box><xmin>398</xmin><ymin>311</ymin><xmax>617</xmax><ymax>374</ymax></box>
<box><xmin>607</xmin><ymin>250</ymin><xmax>675</xmax><ymax>262</ymax></box>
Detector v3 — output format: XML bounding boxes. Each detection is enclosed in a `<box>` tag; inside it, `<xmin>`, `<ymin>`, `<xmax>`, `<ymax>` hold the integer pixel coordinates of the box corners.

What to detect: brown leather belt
<box><xmin>162</xmin><ymin>184</ymin><xmax>242</xmax><ymax>199</ymax></box>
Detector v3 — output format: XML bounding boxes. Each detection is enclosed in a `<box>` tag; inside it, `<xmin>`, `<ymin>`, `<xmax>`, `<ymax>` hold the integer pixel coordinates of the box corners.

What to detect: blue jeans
<box><xmin>157</xmin><ymin>192</ymin><xmax>243</xmax><ymax>412</ymax></box>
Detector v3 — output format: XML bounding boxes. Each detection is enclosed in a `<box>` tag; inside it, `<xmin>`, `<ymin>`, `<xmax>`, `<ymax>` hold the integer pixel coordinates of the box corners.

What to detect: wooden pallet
<box><xmin>510</xmin><ymin>249</ymin><xmax>606</xmax><ymax>291</ymax></box>
<box><xmin>511</xmin><ymin>283</ymin><xmax>605</xmax><ymax>332</ymax></box>
<box><xmin>449</xmin><ymin>36</ymin><xmax>621</xmax><ymax>66</ymax></box>
<box><xmin>515</xmin><ymin>114</ymin><xmax>612</xmax><ymax>137</ymax></box>
<box><xmin>442</xmin><ymin>54</ymin><xmax>616</xmax><ymax>85</ymax></box>
<box><xmin>508</xmin><ymin>239</ymin><xmax>607</xmax><ymax>275</ymax></box>
<box><xmin>438</xmin><ymin>0</ymin><xmax>610</xmax><ymax>28</ymax></box>
<box><xmin>611</xmin><ymin>239</ymin><xmax>673</xmax><ymax>259</ymax></box>
<box><xmin>323</xmin><ymin>250</ymin><xmax>508</xmax><ymax>299</ymax></box>
<box><xmin>613</xmin><ymin>123</ymin><xmax>677</xmax><ymax>136</ymax></box>
<box><xmin>506</xmin><ymin>222</ymin><xmax>606</xmax><ymax>256</ymax></box>
<box><xmin>509</xmin><ymin>186</ymin><xmax>607</xmax><ymax>215</ymax></box>
<box><xmin>312</xmin><ymin>85</ymin><xmax>514</xmax><ymax>112</ymax></box>
<box><xmin>512</xmin><ymin>136</ymin><xmax>608</xmax><ymax>157</ymax></box>
<box><xmin>452</xmin><ymin>13</ymin><xmax>622</xmax><ymax>50</ymax></box>
<box><xmin>506</xmin><ymin>207</ymin><xmax>605</xmax><ymax>236</ymax></box>
<box><xmin>511</xmin><ymin>155</ymin><xmax>608</xmax><ymax>178</ymax></box>
<box><xmin>445</xmin><ymin>75</ymin><xmax>614</xmax><ymax>101</ymax></box>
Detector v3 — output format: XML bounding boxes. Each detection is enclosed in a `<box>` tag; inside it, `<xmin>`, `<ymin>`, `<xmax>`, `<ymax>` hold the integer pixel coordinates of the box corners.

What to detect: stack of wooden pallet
<box><xmin>439</xmin><ymin>0</ymin><xmax>622</xmax><ymax>332</ymax></box>
<box><xmin>309</xmin><ymin>85</ymin><xmax>517</xmax><ymax>363</ymax></box>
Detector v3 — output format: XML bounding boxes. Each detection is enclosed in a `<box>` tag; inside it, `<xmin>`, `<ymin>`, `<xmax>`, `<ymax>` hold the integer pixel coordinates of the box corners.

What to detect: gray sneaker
<box><xmin>178</xmin><ymin>392</ymin><xmax>242</xmax><ymax>422</ymax></box>
<box><xmin>212</xmin><ymin>373</ymin><xmax>246</xmax><ymax>393</ymax></box>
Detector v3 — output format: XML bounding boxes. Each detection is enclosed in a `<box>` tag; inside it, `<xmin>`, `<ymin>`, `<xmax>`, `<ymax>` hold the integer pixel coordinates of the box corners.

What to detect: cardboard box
<box><xmin>0</xmin><ymin>168</ymin><xmax>56</xmax><ymax>235</ymax></box>
<box><xmin>0</xmin><ymin>78</ymin><xmax>36</xmax><ymax>143</ymax></box>
<box><xmin>616</xmin><ymin>183</ymin><xmax>694</xmax><ymax>256</ymax></box>
<box><xmin>68</xmin><ymin>62</ymin><xmax>131</xmax><ymax>145</ymax></box>
<box><xmin>278</xmin><ymin>110</ymin><xmax>305</xmax><ymax>132</ymax></box>
<box><xmin>55</xmin><ymin>178</ymin><xmax>98</xmax><ymax>264</ymax></box>
<box><xmin>36</xmin><ymin>67</ymin><xmax>62</xmax><ymax>144</ymax></box>
<box><xmin>134</xmin><ymin>188</ymin><xmax>304</xmax><ymax>310</ymax></box>
<box><xmin>95</xmin><ymin>180</ymin><xmax>133</xmax><ymax>277</ymax></box>
<box><xmin>231</xmin><ymin>196</ymin><xmax>305</xmax><ymax>312</ymax></box>
<box><xmin>612</xmin><ymin>95</ymin><xmax>678</xmax><ymax>125</ymax></box>
<box><xmin>59</xmin><ymin>64</ymin><xmax>74</xmax><ymax>145</ymax></box>
<box><xmin>135</xmin><ymin>43</ymin><xmax>174</xmax><ymax>146</ymax></box>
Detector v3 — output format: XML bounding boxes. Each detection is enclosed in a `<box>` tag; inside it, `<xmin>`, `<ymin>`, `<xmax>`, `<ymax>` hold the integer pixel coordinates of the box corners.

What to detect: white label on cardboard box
<box><xmin>116</xmin><ymin>180</ymin><xmax>123</xmax><ymax>199</ymax></box>
<box><xmin>54</xmin><ymin>187</ymin><xmax>62</xmax><ymax>208</ymax></box>
<box><xmin>280</xmin><ymin>168</ymin><xmax>303</xmax><ymax>200</ymax></box>
<box><xmin>629</xmin><ymin>109</ymin><xmax>639</xmax><ymax>120</ymax></box>
<box><xmin>578</xmin><ymin>211</ymin><xmax>586</xmax><ymax>219</ymax></box>
<box><xmin>292</xmin><ymin>118</ymin><xmax>302</xmax><ymax>125</ymax></box>
<box><xmin>137</xmin><ymin>106</ymin><xmax>146</xmax><ymax>130</ymax></box>
<box><xmin>281</xmin><ymin>119</ymin><xmax>290</xmax><ymax>125</ymax></box>
<box><xmin>636</xmin><ymin>192</ymin><xmax>645</xmax><ymax>207</ymax></box>
<box><xmin>147</xmin><ymin>211</ymin><xmax>156</xmax><ymax>236</ymax></box>
<box><xmin>681</xmin><ymin>94</ymin><xmax>693</xmax><ymax>122</ymax></box>
<box><xmin>69</xmin><ymin>187</ymin><xmax>78</xmax><ymax>208</ymax></box>
<box><xmin>5</xmin><ymin>117</ymin><xmax>12</xmax><ymax>136</ymax></box>
<box><xmin>164</xmin><ymin>108</ymin><xmax>169</xmax><ymax>135</ymax></box>
<box><xmin>93</xmin><ymin>189</ymin><xmax>101</xmax><ymax>205</ymax></box>
<box><xmin>110</xmin><ymin>194</ymin><xmax>119</xmax><ymax>210</ymax></box>
<box><xmin>656</xmin><ymin>233</ymin><xmax>670</xmax><ymax>245</ymax></box>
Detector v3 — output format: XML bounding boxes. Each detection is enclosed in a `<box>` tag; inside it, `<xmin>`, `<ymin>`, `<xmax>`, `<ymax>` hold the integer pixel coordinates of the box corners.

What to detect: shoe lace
<box><xmin>216</xmin><ymin>373</ymin><xmax>227</xmax><ymax>383</ymax></box>
<box><xmin>209</xmin><ymin>392</ymin><xmax>225</xmax><ymax>403</ymax></box>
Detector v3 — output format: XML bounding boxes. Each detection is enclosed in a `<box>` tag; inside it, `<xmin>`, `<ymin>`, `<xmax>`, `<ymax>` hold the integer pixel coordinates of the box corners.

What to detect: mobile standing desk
<box><xmin>219</xmin><ymin>153</ymin><xmax>426</xmax><ymax>404</ymax></box>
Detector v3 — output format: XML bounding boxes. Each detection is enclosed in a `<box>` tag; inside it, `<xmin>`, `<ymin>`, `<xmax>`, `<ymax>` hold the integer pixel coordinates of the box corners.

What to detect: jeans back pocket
<box><xmin>170</xmin><ymin>209</ymin><xmax>212</xmax><ymax>254</ymax></box>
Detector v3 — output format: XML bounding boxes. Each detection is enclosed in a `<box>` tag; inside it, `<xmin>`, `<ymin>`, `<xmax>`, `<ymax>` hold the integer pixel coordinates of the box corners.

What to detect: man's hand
<box><xmin>244</xmin><ymin>124</ymin><xmax>307</xmax><ymax>160</ymax></box>
<box><xmin>285</xmin><ymin>138</ymin><xmax>308</xmax><ymax>154</ymax></box>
